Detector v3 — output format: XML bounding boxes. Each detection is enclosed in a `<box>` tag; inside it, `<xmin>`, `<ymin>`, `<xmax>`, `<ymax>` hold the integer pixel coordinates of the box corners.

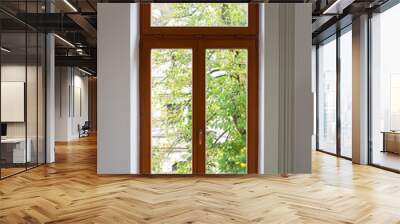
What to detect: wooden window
<box><xmin>141</xmin><ymin>3</ymin><xmax>259</xmax><ymax>36</ymax></box>
<box><xmin>140</xmin><ymin>3</ymin><xmax>259</xmax><ymax>175</ymax></box>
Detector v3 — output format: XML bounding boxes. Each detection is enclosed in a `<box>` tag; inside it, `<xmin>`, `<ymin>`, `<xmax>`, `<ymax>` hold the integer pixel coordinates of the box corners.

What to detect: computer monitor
<box><xmin>1</xmin><ymin>123</ymin><xmax>7</xmax><ymax>137</ymax></box>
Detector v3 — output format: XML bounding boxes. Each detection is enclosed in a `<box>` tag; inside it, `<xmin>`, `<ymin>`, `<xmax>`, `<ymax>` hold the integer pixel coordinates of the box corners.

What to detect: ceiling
<box><xmin>0</xmin><ymin>0</ymin><xmax>395</xmax><ymax>73</ymax></box>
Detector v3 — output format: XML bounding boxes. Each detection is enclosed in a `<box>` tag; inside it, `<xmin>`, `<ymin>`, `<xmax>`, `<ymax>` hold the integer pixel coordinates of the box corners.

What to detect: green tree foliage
<box><xmin>152</xmin><ymin>3</ymin><xmax>247</xmax><ymax>27</ymax></box>
<box><xmin>151</xmin><ymin>4</ymin><xmax>248</xmax><ymax>174</ymax></box>
<box><xmin>151</xmin><ymin>49</ymin><xmax>193</xmax><ymax>174</ymax></box>
<box><xmin>205</xmin><ymin>49</ymin><xmax>247</xmax><ymax>174</ymax></box>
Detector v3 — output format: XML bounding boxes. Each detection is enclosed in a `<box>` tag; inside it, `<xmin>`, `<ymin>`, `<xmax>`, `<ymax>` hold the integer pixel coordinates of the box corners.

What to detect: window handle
<box><xmin>199</xmin><ymin>129</ymin><xmax>203</xmax><ymax>145</ymax></box>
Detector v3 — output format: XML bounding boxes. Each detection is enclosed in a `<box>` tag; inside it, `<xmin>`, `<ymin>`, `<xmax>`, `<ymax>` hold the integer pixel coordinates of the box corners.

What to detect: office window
<box><xmin>317</xmin><ymin>37</ymin><xmax>337</xmax><ymax>154</ymax></box>
<box><xmin>151</xmin><ymin>3</ymin><xmax>248</xmax><ymax>27</ymax></box>
<box><xmin>371</xmin><ymin>3</ymin><xmax>400</xmax><ymax>171</ymax></box>
<box><xmin>340</xmin><ymin>29</ymin><xmax>352</xmax><ymax>158</ymax></box>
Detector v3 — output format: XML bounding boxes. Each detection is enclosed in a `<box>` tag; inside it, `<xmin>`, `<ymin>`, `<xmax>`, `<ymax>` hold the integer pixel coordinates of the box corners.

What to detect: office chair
<box><xmin>79</xmin><ymin>121</ymin><xmax>90</xmax><ymax>138</ymax></box>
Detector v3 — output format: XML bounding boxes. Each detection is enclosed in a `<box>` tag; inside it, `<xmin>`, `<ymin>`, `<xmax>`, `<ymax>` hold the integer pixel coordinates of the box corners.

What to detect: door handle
<box><xmin>199</xmin><ymin>129</ymin><xmax>203</xmax><ymax>145</ymax></box>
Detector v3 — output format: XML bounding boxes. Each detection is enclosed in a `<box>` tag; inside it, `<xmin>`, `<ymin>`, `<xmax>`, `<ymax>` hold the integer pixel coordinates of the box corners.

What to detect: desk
<box><xmin>1</xmin><ymin>138</ymin><xmax>31</xmax><ymax>164</ymax></box>
<box><xmin>382</xmin><ymin>131</ymin><xmax>400</xmax><ymax>154</ymax></box>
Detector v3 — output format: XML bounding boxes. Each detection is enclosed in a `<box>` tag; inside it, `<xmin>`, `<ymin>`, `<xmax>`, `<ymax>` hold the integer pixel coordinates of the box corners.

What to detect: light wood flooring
<box><xmin>372</xmin><ymin>150</ymin><xmax>400</xmax><ymax>171</ymax></box>
<box><xmin>1</xmin><ymin>135</ymin><xmax>400</xmax><ymax>223</ymax></box>
<box><xmin>0</xmin><ymin>167</ymin><xmax>26</xmax><ymax>178</ymax></box>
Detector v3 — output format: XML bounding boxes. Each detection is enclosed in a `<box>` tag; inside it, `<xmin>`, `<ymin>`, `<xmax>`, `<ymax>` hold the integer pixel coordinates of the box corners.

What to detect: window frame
<box><xmin>140</xmin><ymin>3</ymin><xmax>259</xmax><ymax>36</ymax></box>
<box><xmin>140</xmin><ymin>40</ymin><xmax>199</xmax><ymax>175</ymax></box>
<box><xmin>315</xmin><ymin>25</ymin><xmax>353</xmax><ymax>161</ymax></box>
<box><xmin>139</xmin><ymin>3</ymin><xmax>259</xmax><ymax>175</ymax></box>
<box><xmin>198</xmin><ymin>40</ymin><xmax>258</xmax><ymax>175</ymax></box>
<box><xmin>368</xmin><ymin>2</ymin><xmax>400</xmax><ymax>173</ymax></box>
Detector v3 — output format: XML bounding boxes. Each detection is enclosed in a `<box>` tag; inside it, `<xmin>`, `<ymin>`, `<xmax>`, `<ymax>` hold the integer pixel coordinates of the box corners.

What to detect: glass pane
<box><xmin>151</xmin><ymin>3</ymin><xmax>248</xmax><ymax>27</ymax></box>
<box><xmin>340</xmin><ymin>30</ymin><xmax>352</xmax><ymax>158</ymax></box>
<box><xmin>1</xmin><ymin>32</ymin><xmax>27</xmax><ymax>178</ymax></box>
<box><xmin>206</xmin><ymin>49</ymin><xmax>247</xmax><ymax>174</ymax></box>
<box><xmin>151</xmin><ymin>49</ymin><xmax>193</xmax><ymax>174</ymax></box>
<box><xmin>371</xmin><ymin>4</ymin><xmax>400</xmax><ymax>171</ymax></box>
<box><xmin>318</xmin><ymin>38</ymin><xmax>337</xmax><ymax>154</ymax></box>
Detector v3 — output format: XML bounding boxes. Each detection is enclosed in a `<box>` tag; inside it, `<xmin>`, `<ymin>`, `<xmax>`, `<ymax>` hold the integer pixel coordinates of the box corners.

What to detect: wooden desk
<box><xmin>382</xmin><ymin>132</ymin><xmax>400</xmax><ymax>154</ymax></box>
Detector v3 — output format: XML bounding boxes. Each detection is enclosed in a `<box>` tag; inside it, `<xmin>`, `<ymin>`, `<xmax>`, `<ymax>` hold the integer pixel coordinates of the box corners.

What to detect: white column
<box><xmin>261</xmin><ymin>4</ymin><xmax>279</xmax><ymax>174</ymax></box>
<box><xmin>97</xmin><ymin>3</ymin><xmax>140</xmax><ymax>174</ymax></box>
<box><xmin>258</xmin><ymin>4</ymin><xmax>266</xmax><ymax>173</ymax></box>
<box><xmin>54</xmin><ymin>67</ymin><xmax>73</xmax><ymax>141</ymax></box>
<box><xmin>260</xmin><ymin>3</ymin><xmax>313</xmax><ymax>175</ymax></box>
<box><xmin>46</xmin><ymin>33</ymin><xmax>55</xmax><ymax>163</ymax></box>
<box><xmin>352</xmin><ymin>14</ymin><xmax>369</xmax><ymax>164</ymax></box>
<box><xmin>312</xmin><ymin>45</ymin><xmax>317</xmax><ymax>151</ymax></box>
<box><xmin>293</xmin><ymin>4</ymin><xmax>313</xmax><ymax>173</ymax></box>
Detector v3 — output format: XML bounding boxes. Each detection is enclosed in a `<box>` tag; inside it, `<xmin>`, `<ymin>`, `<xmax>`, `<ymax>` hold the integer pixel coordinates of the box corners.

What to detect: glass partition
<box><xmin>0</xmin><ymin>32</ymin><xmax>28</xmax><ymax>178</ymax></box>
<box><xmin>0</xmin><ymin>3</ymin><xmax>46</xmax><ymax>179</ymax></box>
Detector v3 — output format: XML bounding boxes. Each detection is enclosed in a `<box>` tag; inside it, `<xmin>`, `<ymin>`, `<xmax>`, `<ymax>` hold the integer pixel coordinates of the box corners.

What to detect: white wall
<box><xmin>97</xmin><ymin>3</ymin><xmax>140</xmax><ymax>174</ymax></box>
<box><xmin>292</xmin><ymin>4</ymin><xmax>313</xmax><ymax>173</ymax></box>
<box><xmin>71</xmin><ymin>73</ymin><xmax>89</xmax><ymax>138</ymax></box>
<box><xmin>1</xmin><ymin>65</ymin><xmax>39</xmax><ymax>137</ymax></box>
<box><xmin>260</xmin><ymin>3</ymin><xmax>313</xmax><ymax>174</ymax></box>
<box><xmin>1</xmin><ymin>63</ymin><xmax>47</xmax><ymax>164</ymax></box>
<box><xmin>55</xmin><ymin>67</ymin><xmax>70</xmax><ymax>141</ymax></box>
<box><xmin>1</xmin><ymin>66</ymin><xmax>28</xmax><ymax>139</ymax></box>
<box><xmin>55</xmin><ymin>67</ymin><xmax>89</xmax><ymax>141</ymax></box>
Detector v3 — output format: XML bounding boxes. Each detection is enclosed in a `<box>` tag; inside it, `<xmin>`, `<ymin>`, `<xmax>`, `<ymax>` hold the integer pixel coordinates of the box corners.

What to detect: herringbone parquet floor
<box><xmin>1</xmin><ymin>135</ymin><xmax>400</xmax><ymax>223</ymax></box>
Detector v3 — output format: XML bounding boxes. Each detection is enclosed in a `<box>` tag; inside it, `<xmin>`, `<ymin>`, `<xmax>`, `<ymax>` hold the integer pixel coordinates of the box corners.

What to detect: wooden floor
<box><xmin>372</xmin><ymin>150</ymin><xmax>400</xmax><ymax>171</ymax></box>
<box><xmin>0</xmin><ymin>167</ymin><xmax>26</xmax><ymax>178</ymax></box>
<box><xmin>1</xmin><ymin>136</ymin><xmax>400</xmax><ymax>223</ymax></box>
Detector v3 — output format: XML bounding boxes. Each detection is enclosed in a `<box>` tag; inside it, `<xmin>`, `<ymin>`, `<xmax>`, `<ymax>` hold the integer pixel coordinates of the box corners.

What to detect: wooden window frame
<box><xmin>140</xmin><ymin>3</ymin><xmax>259</xmax><ymax>175</ymax></box>
<box><xmin>197</xmin><ymin>40</ymin><xmax>259</xmax><ymax>175</ymax></box>
<box><xmin>140</xmin><ymin>3</ymin><xmax>259</xmax><ymax>36</ymax></box>
<box><xmin>140</xmin><ymin>40</ymin><xmax>200</xmax><ymax>175</ymax></box>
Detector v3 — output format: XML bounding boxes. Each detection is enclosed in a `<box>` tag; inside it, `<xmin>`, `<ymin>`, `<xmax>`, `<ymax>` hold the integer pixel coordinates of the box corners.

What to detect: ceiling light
<box><xmin>323</xmin><ymin>0</ymin><xmax>345</xmax><ymax>14</ymax></box>
<box><xmin>1</xmin><ymin>47</ymin><xmax>11</xmax><ymax>53</ymax></box>
<box><xmin>78</xmin><ymin>67</ymin><xmax>93</xmax><ymax>76</ymax></box>
<box><xmin>76</xmin><ymin>48</ymin><xmax>85</xmax><ymax>56</ymax></box>
<box><xmin>63</xmin><ymin>0</ymin><xmax>78</xmax><ymax>12</ymax></box>
<box><xmin>54</xmin><ymin>34</ymin><xmax>75</xmax><ymax>48</ymax></box>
